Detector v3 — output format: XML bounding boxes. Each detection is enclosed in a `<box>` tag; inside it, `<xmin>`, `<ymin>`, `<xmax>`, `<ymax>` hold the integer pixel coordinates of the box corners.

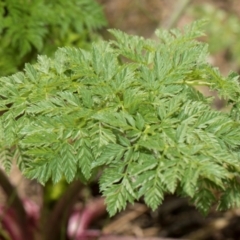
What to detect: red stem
<box><xmin>0</xmin><ymin>169</ymin><xmax>33</xmax><ymax>240</ymax></box>
<box><xmin>68</xmin><ymin>197</ymin><xmax>106</xmax><ymax>240</ymax></box>
<box><xmin>77</xmin><ymin>198</ymin><xmax>106</xmax><ymax>234</ymax></box>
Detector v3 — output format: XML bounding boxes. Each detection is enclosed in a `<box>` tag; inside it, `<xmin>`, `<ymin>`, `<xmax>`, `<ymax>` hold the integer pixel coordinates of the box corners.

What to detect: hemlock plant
<box><xmin>1</xmin><ymin>20</ymin><xmax>240</xmax><ymax>216</ymax></box>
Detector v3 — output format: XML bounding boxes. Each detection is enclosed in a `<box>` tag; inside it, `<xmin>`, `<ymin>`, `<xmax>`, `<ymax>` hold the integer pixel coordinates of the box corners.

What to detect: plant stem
<box><xmin>44</xmin><ymin>180</ymin><xmax>83</xmax><ymax>240</ymax></box>
<box><xmin>0</xmin><ymin>169</ymin><xmax>32</xmax><ymax>240</ymax></box>
<box><xmin>68</xmin><ymin>197</ymin><xmax>106</xmax><ymax>240</ymax></box>
<box><xmin>162</xmin><ymin>0</ymin><xmax>194</xmax><ymax>30</ymax></box>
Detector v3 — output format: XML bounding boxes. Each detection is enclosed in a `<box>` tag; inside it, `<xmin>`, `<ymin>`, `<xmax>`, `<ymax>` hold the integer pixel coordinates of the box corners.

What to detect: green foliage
<box><xmin>0</xmin><ymin>0</ymin><xmax>106</xmax><ymax>76</ymax></box>
<box><xmin>1</xmin><ymin>20</ymin><xmax>240</xmax><ymax>216</ymax></box>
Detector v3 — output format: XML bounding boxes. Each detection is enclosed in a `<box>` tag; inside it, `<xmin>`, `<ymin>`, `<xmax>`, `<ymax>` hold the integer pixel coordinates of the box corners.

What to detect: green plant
<box><xmin>1</xmin><ymin>20</ymin><xmax>240</xmax><ymax>217</ymax></box>
<box><xmin>0</xmin><ymin>0</ymin><xmax>106</xmax><ymax>76</ymax></box>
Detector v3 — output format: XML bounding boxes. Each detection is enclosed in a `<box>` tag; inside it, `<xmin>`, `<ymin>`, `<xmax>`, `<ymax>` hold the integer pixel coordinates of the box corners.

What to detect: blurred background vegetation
<box><xmin>0</xmin><ymin>0</ymin><xmax>106</xmax><ymax>76</ymax></box>
<box><xmin>1</xmin><ymin>0</ymin><xmax>240</xmax><ymax>77</ymax></box>
<box><xmin>98</xmin><ymin>0</ymin><xmax>240</xmax><ymax>75</ymax></box>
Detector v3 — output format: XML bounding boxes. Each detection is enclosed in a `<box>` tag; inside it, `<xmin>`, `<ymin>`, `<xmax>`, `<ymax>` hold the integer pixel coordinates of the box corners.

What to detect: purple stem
<box><xmin>68</xmin><ymin>197</ymin><xmax>106</xmax><ymax>240</ymax></box>
<box><xmin>0</xmin><ymin>169</ymin><xmax>33</xmax><ymax>240</ymax></box>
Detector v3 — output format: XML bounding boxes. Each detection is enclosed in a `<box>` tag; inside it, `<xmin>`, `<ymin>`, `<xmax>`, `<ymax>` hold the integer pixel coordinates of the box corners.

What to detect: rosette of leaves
<box><xmin>1</xmin><ymin>20</ymin><xmax>240</xmax><ymax>216</ymax></box>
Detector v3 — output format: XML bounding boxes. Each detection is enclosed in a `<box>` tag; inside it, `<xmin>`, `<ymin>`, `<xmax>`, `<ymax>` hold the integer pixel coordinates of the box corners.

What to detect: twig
<box><xmin>162</xmin><ymin>0</ymin><xmax>194</xmax><ymax>30</ymax></box>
